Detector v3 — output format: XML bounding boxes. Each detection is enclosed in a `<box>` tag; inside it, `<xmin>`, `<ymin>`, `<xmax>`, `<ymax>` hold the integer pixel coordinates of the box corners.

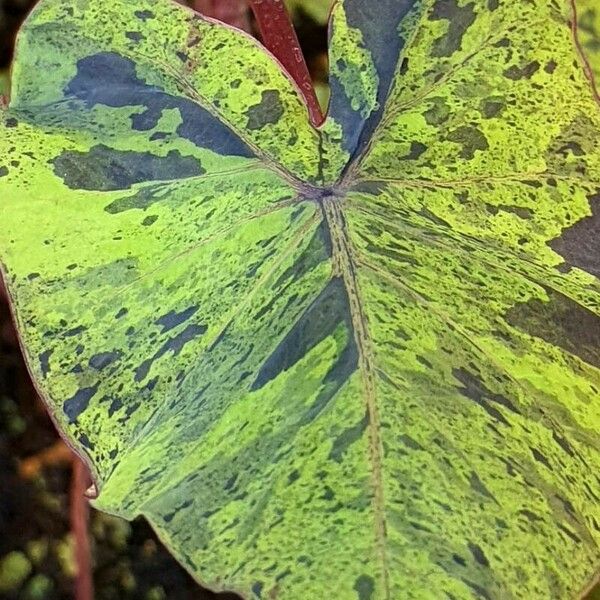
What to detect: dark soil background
<box><xmin>0</xmin><ymin>1</ymin><xmax>327</xmax><ymax>598</ymax></box>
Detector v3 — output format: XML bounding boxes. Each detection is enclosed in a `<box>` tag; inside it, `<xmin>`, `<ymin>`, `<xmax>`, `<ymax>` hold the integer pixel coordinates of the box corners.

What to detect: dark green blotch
<box><xmin>531</xmin><ymin>447</ymin><xmax>552</xmax><ymax>470</ymax></box>
<box><xmin>251</xmin><ymin>278</ymin><xmax>356</xmax><ymax>392</ymax></box>
<box><xmin>106</xmin><ymin>183</ymin><xmax>171</xmax><ymax>214</ymax></box>
<box><xmin>353</xmin><ymin>574</ymin><xmax>375</xmax><ymax>600</ymax></box>
<box><xmin>64</xmin><ymin>385</ymin><xmax>98</xmax><ymax>423</ymax></box>
<box><xmin>329</xmin><ymin>413</ymin><xmax>369</xmax><ymax>462</ymax></box>
<box><xmin>273</xmin><ymin>221</ymin><xmax>332</xmax><ymax>289</ymax></box>
<box><xmin>503</xmin><ymin>61</ymin><xmax>540</xmax><ymax>80</ymax></box>
<box><xmin>462</xmin><ymin>579</ymin><xmax>492</xmax><ymax>600</ymax></box>
<box><xmin>558</xmin><ymin>141</ymin><xmax>585</xmax><ymax>157</ymax></box>
<box><xmin>89</xmin><ymin>351</ymin><xmax>121</xmax><ymax>370</ymax></box>
<box><xmin>246</xmin><ymin>90</ymin><xmax>284</xmax><ymax>131</ymax></box>
<box><xmin>125</xmin><ymin>31</ymin><xmax>144</xmax><ymax>42</ymax></box>
<box><xmin>350</xmin><ymin>180</ymin><xmax>389</xmax><ymax>197</ymax></box>
<box><xmin>487</xmin><ymin>203</ymin><xmax>532</xmax><ymax>219</ymax></box>
<box><xmin>108</xmin><ymin>398</ymin><xmax>123</xmax><ymax>417</ymax></box>
<box><xmin>39</xmin><ymin>349</ymin><xmax>52</xmax><ymax>377</ymax></box>
<box><xmin>398</xmin><ymin>434</ymin><xmax>424</xmax><ymax>451</ymax></box>
<box><xmin>0</xmin><ymin>166</ymin><xmax>8</xmax><ymax>177</ymax></box>
<box><xmin>447</xmin><ymin>126</ymin><xmax>489</xmax><ymax>159</ymax></box>
<box><xmin>468</xmin><ymin>542</ymin><xmax>490</xmax><ymax>567</ymax></box>
<box><xmin>150</xmin><ymin>132</ymin><xmax>168</xmax><ymax>141</ymax></box>
<box><xmin>469</xmin><ymin>472</ymin><xmax>496</xmax><ymax>501</ymax></box>
<box><xmin>51</xmin><ymin>144</ymin><xmax>204</xmax><ymax>192</ymax></box>
<box><xmin>453</xmin><ymin>554</ymin><xmax>467</xmax><ymax>566</ymax></box>
<box><xmin>506</xmin><ymin>286</ymin><xmax>600</xmax><ymax>369</ymax></box>
<box><xmin>453</xmin><ymin>368</ymin><xmax>519</xmax><ymax>425</ymax></box>
<box><xmin>135</xmin><ymin>323</ymin><xmax>207</xmax><ymax>382</ymax></box>
<box><xmin>66</xmin><ymin>53</ymin><xmax>253</xmax><ymax>157</ymax></box>
<box><xmin>134</xmin><ymin>9</ymin><xmax>154</xmax><ymax>20</ymax></box>
<box><xmin>155</xmin><ymin>306</ymin><xmax>198</xmax><ymax>332</ymax></box>
<box><xmin>78</xmin><ymin>434</ymin><xmax>94</xmax><ymax>450</ymax></box>
<box><xmin>424</xmin><ymin>97</ymin><xmax>450</xmax><ymax>126</ymax></box>
<box><xmin>63</xmin><ymin>325</ymin><xmax>87</xmax><ymax>337</ymax></box>
<box><xmin>480</xmin><ymin>98</ymin><xmax>505</xmax><ymax>119</ymax></box>
<box><xmin>142</xmin><ymin>215</ymin><xmax>158</xmax><ymax>227</ymax></box>
<box><xmin>430</xmin><ymin>0</ymin><xmax>476</xmax><ymax>58</ymax></box>
<box><xmin>402</xmin><ymin>141</ymin><xmax>427</xmax><ymax>160</ymax></box>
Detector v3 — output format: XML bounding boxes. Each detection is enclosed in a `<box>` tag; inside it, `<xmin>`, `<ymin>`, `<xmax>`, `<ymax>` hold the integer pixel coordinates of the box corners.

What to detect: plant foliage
<box><xmin>1</xmin><ymin>0</ymin><xmax>599</xmax><ymax>598</ymax></box>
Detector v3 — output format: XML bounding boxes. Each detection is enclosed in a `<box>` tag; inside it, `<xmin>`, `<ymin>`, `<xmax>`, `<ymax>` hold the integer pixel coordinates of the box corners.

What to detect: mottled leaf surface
<box><xmin>1</xmin><ymin>0</ymin><xmax>599</xmax><ymax>598</ymax></box>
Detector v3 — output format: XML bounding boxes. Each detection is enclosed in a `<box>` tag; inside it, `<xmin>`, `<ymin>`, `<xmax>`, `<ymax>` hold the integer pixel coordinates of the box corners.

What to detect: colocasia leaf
<box><xmin>1</xmin><ymin>0</ymin><xmax>599</xmax><ymax>598</ymax></box>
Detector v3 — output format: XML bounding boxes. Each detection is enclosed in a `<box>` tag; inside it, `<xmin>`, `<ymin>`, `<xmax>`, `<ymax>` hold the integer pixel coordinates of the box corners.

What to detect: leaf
<box><xmin>1</xmin><ymin>0</ymin><xmax>600</xmax><ymax>598</ymax></box>
<box><xmin>576</xmin><ymin>0</ymin><xmax>600</xmax><ymax>96</ymax></box>
<box><xmin>0</xmin><ymin>71</ymin><xmax>8</xmax><ymax>97</ymax></box>
<box><xmin>285</xmin><ymin>0</ymin><xmax>333</xmax><ymax>24</ymax></box>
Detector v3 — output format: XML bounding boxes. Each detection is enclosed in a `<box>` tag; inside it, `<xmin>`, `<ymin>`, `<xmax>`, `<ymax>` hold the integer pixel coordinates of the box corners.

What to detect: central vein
<box><xmin>322</xmin><ymin>198</ymin><xmax>390</xmax><ymax>599</ymax></box>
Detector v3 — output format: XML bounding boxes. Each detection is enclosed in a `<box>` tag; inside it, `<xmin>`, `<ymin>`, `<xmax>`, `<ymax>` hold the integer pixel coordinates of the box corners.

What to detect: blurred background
<box><xmin>0</xmin><ymin>1</ymin><xmax>329</xmax><ymax>598</ymax></box>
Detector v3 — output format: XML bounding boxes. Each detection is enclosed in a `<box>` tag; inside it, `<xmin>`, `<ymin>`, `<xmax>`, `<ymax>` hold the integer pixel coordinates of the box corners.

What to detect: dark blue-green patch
<box><xmin>51</xmin><ymin>144</ymin><xmax>204</xmax><ymax>192</ymax></box>
<box><xmin>504</xmin><ymin>61</ymin><xmax>540</xmax><ymax>80</ymax></box>
<box><xmin>251</xmin><ymin>278</ymin><xmax>359</xmax><ymax>426</ymax></box>
<box><xmin>550</xmin><ymin>191</ymin><xmax>600</xmax><ymax>278</ymax></box>
<box><xmin>39</xmin><ymin>349</ymin><xmax>52</xmax><ymax>377</ymax></box>
<box><xmin>468</xmin><ymin>542</ymin><xmax>490</xmax><ymax>567</ymax></box>
<box><xmin>424</xmin><ymin>96</ymin><xmax>450</xmax><ymax>126</ymax></box>
<box><xmin>329</xmin><ymin>412</ymin><xmax>369</xmax><ymax>462</ymax></box>
<box><xmin>429</xmin><ymin>0</ymin><xmax>476</xmax><ymax>58</ymax></box>
<box><xmin>134</xmin><ymin>10</ymin><xmax>154</xmax><ymax>20</ymax></box>
<box><xmin>453</xmin><ymin>368</ymin><xmax>520</xmax><ymax>425</ymax></box>
<box><xmin>506</xmin><ymin>286</ymin><xmax>600</xmax><ymax>369</ymax></box>
<box><xmin>353</xmin><ymin>574</ymin><xmax>375</xmax><ymax>600</ymax></box>
<box><xmin>246</xmin><ymin>90</ymin><xmax>284</xmax><ymax>131</ymax></box>
<box><xmin>89</xmin><ymin>351</ymin><xmax>121</xmax><ymax>370</ymax></box>
<box><xmin>64</xmin><ymin>385</ymin><xmax>99</xmax><ymax>423</ymax></box>
<box><xmin>156</xmin><ymin>306</ymin><xmax>199</xmax><ymax>332</ymax></box>
<box><xmin>446</xmin><ymin>126</ymin><xmax>489</xmax><ymax>159</ymax></box>
<box><xmin>328</xmin><ymin>0</ymin><xmax>420</xmax><ymax>156</ymax></box>
<box><xmin>135</xmin><ymin>323</ymin><xmax>207</xmax><ymax>382</ymax></box>
<box><xmin>65</xmin><ymin>52</ymin><xmax>254</xmax><ymax>157</ymax></box>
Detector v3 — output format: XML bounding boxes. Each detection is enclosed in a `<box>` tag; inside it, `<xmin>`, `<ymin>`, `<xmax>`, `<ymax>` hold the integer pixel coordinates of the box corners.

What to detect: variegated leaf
<box><xmin>1</xmin><ymin>0</ymin><xmax>599</xmax><ymax>598</ymax></box>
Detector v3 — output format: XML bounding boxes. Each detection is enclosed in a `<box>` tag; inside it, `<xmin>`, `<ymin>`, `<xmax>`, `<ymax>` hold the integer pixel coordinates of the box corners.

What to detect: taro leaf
<box><xmin>1</xmin><ymin>0</ymin><xmax>600</xmax><ymax>598</ymax></box>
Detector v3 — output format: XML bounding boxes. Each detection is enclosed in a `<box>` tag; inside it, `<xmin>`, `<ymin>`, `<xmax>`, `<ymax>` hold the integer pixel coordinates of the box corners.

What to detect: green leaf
<box><xmin>577</xmin><ymin>0</ymin><xmax>600</xmax><ymax>87</ymax></box>
<box><xmin>0</xmin><ymin>71</ymin><xmax>9</xmax><ymax>97</ymax></box>
<box><xmin>1</xmin><ymin>0</ymin><xmax>600</xmax><ymax>598</ymax></box>
<box><xmin>285</xmin><ymin>0</ymin><xmax>333</xmax><ymax>24</ymax></box>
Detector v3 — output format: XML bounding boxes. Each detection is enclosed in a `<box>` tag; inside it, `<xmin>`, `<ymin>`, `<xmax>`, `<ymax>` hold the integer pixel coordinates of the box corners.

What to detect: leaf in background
<box><xmin>285</xmin><ymin>0</ymin><xmax>333</xmax><ymax>25</ymax></box>
<box><xmin>0</xmin><ymin>71</ymin><xmax>8</xmax><ymax>97</ymax></box>
<box><xmin>1</xmin><ymin>0</ymin><xmax>600</xmax><ymax>599</ymax></box>
<box><xmin>576</xmin><ymin>0</ymin><xmax>600</xmax><ymax>90</ymax></box>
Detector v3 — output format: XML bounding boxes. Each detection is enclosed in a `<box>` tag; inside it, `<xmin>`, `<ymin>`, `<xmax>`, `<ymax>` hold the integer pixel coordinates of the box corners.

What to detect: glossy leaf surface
<box><xmin>1</xmin><ymin>0</ymin><xmax>600</xmax><ymax>598</ymax></box>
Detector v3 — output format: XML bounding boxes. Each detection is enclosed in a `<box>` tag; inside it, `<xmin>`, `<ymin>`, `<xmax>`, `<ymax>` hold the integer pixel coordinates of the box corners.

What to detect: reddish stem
<box><xmin>70</xmin><ymin>458</ymin><xmax>93</xmax><ymax>600</ymax></box>
<box><xmin>247</xmin><ymin>0</ymin><xmax>324</xmax><ymax>126</ymax></box>
<box><xmin>191</xmin><ymin>0</ymin><xmax>251</xmax><ymax>32</ymax></box>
